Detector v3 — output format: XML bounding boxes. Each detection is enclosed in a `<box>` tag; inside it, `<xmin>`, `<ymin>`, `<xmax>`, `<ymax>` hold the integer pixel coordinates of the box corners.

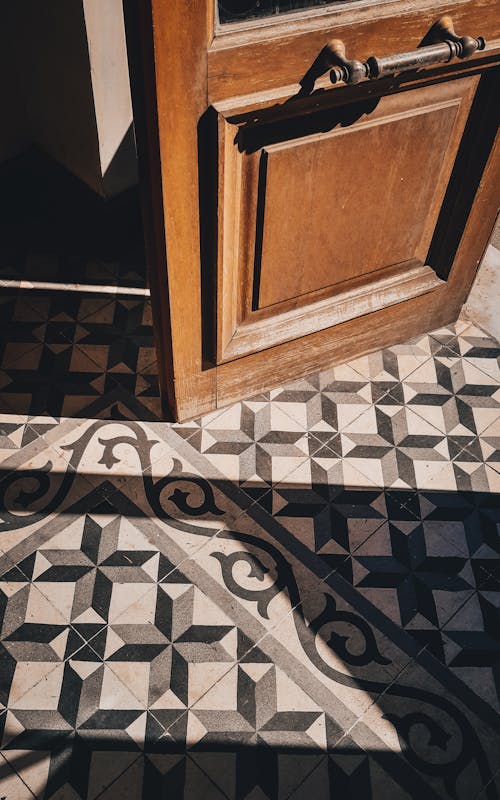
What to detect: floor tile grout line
<box><xmin>2</xmin><ymin>294</ymin><xmax>161</xmax><ymax>424</ymax></box>
<box><xmin>1</xmin><ymin>423</ymin><xmax>281</xmax><ymax>633</ymax></box>
<box><xmin>0</xmin><ymin>751</ymin><xmax>38</xmax><ymax>799</ymax></box>
<box><xmin>4</xmin><ymin>410</ymin><xmax>207</xmax><ymax>516</ymax></box>
<box><xmin>69</xmin><ymin>330</ymin><xmax>159</xmax><ymax>383</ymax></box>
<box><xmin>475</xmin><ymin>562</ymin><xmax>500</xmax><ymax>589</ymax></box>
<box><xmin>217</xmin><ymin>363</ymin><xmax>453</xmax><ymax>531</ymax></box>
<box><xmin>455</xmin><ymin>414</ymin><xmax>500</xmax><ymax>469</ymax></box>
<box><xmin>453</xmin><ymin>432</ymin><xmax>500</xmax><ymax>465</ymax></box>
<box><xmin>2</xmin><ymin>532</ymin><xmax>496</xmax><ymax>768</ymax></box>
<box><xmin>0</xmin><ymin>417</ymin><xmax>57</xmax><ymax>467</ymax></box>
<box><xmin>427</xmin><ymin>318</ymin><xmax>475</xmax><ymax>347</ymax></box>
<box><xmin>0</xmin><ymin>336</ymin><xmax>48</xmax><ymax>375</ymax></box>
<box><xmin>149</xmin><ymin>500</ymin><xmax>402</xmax><ymax>728</ymax></box>
<box><xmin>140</xmin><ymin>410</ymin><xmax>265</xmax><ymax>480</ymax></box>
<box><xmin>315</xmin><ymin>426</ymin><xmax>453</xmax><ymax>492</ymax></box>
<box><xmin>92</xmin><ymin>753</ymin><xmax>144</xmax><ymax>800</ymax></box>
<box><xmin>236</xmin><ymin>486</ymin><xmax>393</xmax><ymax>588</ymax></box>
<box><xmin>1</xmin><ymin>323</ymin><xmax>476</xmax><ymax>466</ymax></box>
<box><xmin>38</xmin><ymin>396</ymin><xmax>224</xmax><ymax>489</ymax></box>
<box><xmin>349</xmin><ymin>329</ymin><xmax>451</xmax><ymax>385</ymax></box>
<box><xmin>456</xmin><ymin>316</ymin><xmax>500</xmax><ymax>347</ymax></box>
<box><xmin>369</xmin><ymin>474</ymin><xmax>497</xmax><ymax>580</ymax></box>
<box><xmin>393</xmin><ymin>428</ymin><xmax>500</xmax><ymax>517</ymax></box>
<box><xmin>91</xmin><ymin>750</ymin><xmax>227</xmax><ymax>800</ymax></box>
<box><xmin>319</xmin><ymin>560</ymin><xmax>499</xmax><ymax>723</ymax></box>
<box><xmin>308</xmin><ymin>377</ymin><xmax>396</xmax><ymax>438</ymax></box>
<box><xmin>321</xmin><ymin>354</ymin><xmax>455</xmax><ymax>438</ymax></box>
<box><xmin>435</xmin><ymin>584</ymin><xmax>486</xmax><ymax>643</ymax></box>
<box><xmin>334</xmin><ymin>524</ymin><xmax>480</xmax><ymax>649</ymax></box>
<box><xmin>185</xmin><ymin>752</ymin><xmax>234</xmax><ymax>800</ymax></box>
<box><xmin>459</xmin><ymin>347</ymin><xmax>500</xmax><ymax>383</ymax></box>
<box><xmin>69</xmin><ymin>412</ymin><xmax>321</xmax><ymax>516</ymax></box>
<box><xmin>177</xmin><ymin>420</ymin><xmax>456</xmax><ymax>625</ymax></box>
<box><xmin>474</xmin><ymin>764</ymin><xmax>500</xmax><ymax>800</ymax></box>
<box><xmin>75</xmin><ymin>509</ymin><xmax>293</xmax><ymax>717</ymax></box>
<box><xmin>190</xmin><ymin>322</ymin><xmax>496</xmax><ymax>446</ymax></box>
<box><xmin>223</xmin><ymin>461</ymin><xmax>388</xmax><ymax>586</ymax></box>
<box><xmin>283</xmin><ymin>754</ymin><xmax>329</xmax><ymax>800</ymax></box>
<box><xmin>436</xmin><ymin>320</ymin><xmax>500</xmax><ymax>385</ymax></box>
<box><xmin>1</xmin><ymin>359</ymin><xmax>124</xmax><ymax>434</ymax></box>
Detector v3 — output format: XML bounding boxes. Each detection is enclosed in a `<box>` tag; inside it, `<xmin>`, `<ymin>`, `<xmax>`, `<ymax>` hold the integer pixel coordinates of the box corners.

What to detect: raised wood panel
<box><xmin>217</xmin><ymin>75</ymin><xmax>478</xmax><ymax>362</ymax></box>
<box><xmin>258</xmin><ymin>96</ymin><xmax>459</xmax><ymax>307</ymax></box>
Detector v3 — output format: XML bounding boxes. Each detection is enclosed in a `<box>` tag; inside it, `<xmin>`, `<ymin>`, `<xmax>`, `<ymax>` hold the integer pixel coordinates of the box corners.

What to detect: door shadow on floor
<box><xmin>0</xmin><ymin>454</ymin><xmax>498</xmax><ymax>799</ymax></box>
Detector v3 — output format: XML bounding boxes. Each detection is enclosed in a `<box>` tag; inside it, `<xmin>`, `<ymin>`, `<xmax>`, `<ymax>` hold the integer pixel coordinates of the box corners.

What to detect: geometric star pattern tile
<box><xmin>172</xmin><ymin>390</ymin><xmax>340</xmax><ymax>502</ymax></box>
<box><xmin>385</xmin><ymin>327</ymin><xmax>500</xmax><ymax>445</ymax></box>
<box><xmin>1</xmin><ymin>294</ymin><xmax>499</xmax><ymax>799</ymax></box>
<box><xmin>0</xmin><ymin>290</ymin><xmax>163</xmax><ymax>423</ymax></box>
<box><xmin>440</xmin><ymin>588</ymin><xmax>500</xmax><ymax>712</ymax></box>
<box><xmin>348</xmin><ymin>518</ymin><xmax>476</xmax><ymax>651</ymax></box>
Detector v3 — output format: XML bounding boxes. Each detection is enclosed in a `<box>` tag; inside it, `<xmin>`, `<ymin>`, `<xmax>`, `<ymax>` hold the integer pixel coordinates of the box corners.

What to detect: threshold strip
<box><xmin>0</xmin><ymin>279</ymin><xmax>150</xmax><ymax>296</ymax></box>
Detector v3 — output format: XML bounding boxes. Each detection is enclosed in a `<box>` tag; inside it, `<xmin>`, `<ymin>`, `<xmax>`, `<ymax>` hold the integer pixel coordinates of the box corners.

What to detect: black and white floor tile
<box><xmin>0</xmin><ymin>287</ymin><xmax>499</xmax><ymax>799</ymax></box>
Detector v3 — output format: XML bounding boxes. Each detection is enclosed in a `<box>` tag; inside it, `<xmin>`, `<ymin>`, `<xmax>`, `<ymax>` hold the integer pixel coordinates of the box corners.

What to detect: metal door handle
<box><xmin>327</xmin><ymin>16</ymin><xmax>485</xmax><ymax>86</ymax></box>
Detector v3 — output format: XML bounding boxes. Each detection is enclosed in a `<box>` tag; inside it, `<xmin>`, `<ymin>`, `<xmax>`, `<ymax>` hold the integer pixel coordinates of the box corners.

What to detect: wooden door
<box><xmin>126</xmin><ymin>0</ymin><xmax>500</xmax><ymax>421</ymax></box>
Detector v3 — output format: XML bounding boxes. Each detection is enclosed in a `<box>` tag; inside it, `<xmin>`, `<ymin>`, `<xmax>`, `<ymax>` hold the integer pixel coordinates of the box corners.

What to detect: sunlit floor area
<box><xmin>0</xmin><ymin>152</ymin><xmax>499</xmax><ymax>799</ymax></box>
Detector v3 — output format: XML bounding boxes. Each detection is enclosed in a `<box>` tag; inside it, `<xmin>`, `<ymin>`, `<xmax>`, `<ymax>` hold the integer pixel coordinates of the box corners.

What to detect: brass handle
<box><xmin>327</xmin><ymin>16</ymin><xmax>485</xmax><ymax>86</ymax></box>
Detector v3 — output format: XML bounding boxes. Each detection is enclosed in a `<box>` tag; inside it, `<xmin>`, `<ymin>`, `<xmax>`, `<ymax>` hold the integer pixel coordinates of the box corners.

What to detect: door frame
<box><xmin>125</xmin><ymin>0</ymin><xmax>500</xmax><ymax>421</ymax></box>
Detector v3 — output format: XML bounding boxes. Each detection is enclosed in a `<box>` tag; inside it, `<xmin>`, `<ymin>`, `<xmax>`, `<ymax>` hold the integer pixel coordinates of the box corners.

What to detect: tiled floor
<box><xmin>0</xmin><ymin>284</ymin><xmax>499</xmax><ymax>799</ymax></box>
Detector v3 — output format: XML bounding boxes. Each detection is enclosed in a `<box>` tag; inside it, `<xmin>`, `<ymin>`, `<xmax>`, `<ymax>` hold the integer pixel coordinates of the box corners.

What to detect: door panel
<box><xmin>131</xmin><ymin>0</ymin><xmax>500</xmax><ymax>420</ymax></box>
<box><xmin>258</xmin><ymin>82</ymin><xmax>471</xmax><ymax>306</ymax></box>
<box><xmin>217</xmin><ymin>75</ymin><xmax>478</xmax><ymax>362</ymax></box>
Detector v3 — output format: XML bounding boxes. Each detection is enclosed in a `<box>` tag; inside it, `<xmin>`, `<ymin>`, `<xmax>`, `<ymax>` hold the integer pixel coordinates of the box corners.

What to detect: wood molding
<box><xmin>146</xmin><ymin>0</ymin><xmax>216</xmax><ymax>419</ymax></box>
<box><xmin>216</xmin><ymin>75</ymin><xmax>477</xmax><ymax>363</ymax></box>
<box><xmin>208</xmin><ymin>0</ymin><xmax>499</xmax><ymax>103</ymax></box>
<box><xmin>221</xmin><ymin>263</ymin><xmax>444</xmax><ymax>362</ymax></box>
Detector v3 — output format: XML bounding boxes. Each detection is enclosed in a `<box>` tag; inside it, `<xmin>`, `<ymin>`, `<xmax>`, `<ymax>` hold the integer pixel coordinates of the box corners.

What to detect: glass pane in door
<box><xmin>217</xmin><ymin>1</ymin><xmax>351</xmax><ymax>24</ymax></box>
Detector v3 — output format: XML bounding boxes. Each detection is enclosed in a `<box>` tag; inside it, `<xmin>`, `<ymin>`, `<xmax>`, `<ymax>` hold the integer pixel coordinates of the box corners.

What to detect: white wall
<box><xmin>83</xmin><ymin>0</ymin><xmax>137</xmax><ymax>195</ymax></box>
<box><xmin>464</xmin><ymin>217</ymin><xmax>500</xmax><ymax>342</ymax></box>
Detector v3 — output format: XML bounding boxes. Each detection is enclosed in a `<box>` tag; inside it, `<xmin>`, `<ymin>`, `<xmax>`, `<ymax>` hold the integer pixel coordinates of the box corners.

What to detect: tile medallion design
<box><xmin>0</xmin><ymin>295</ymin><xmax>499</xmax><ymax>799</ymax></box>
